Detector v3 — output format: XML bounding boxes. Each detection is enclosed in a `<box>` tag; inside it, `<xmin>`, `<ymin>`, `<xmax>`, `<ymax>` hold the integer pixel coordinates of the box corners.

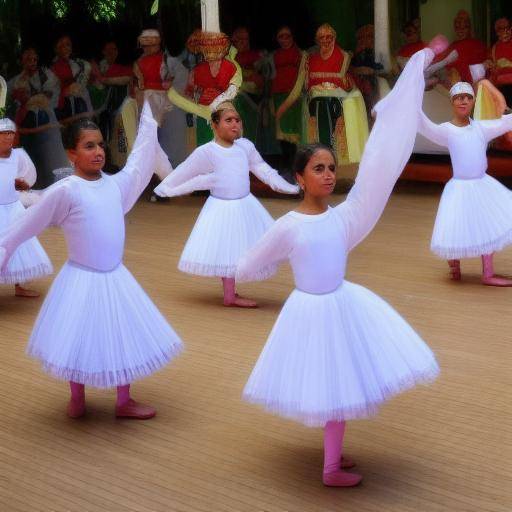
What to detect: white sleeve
<box><xmin>111</xmin><ymin>102</ymin><xmax>159</xmax><ymax>213</ymax></box>
<box><xmin>15</xmin><ymin>149</ymin><xmax>37</xmax><ymax>187</ymax></box>
<box><xmin>478</xmin><ymin>115</ymin><xmax>512</xmax><ymax>142</ymax></box>
<box><xmin>236</xmin><ymin>216</ymin><xmax>295</xmax><ymax>282</ymax></box>
<box><xmin>240</xmin><ymin>139</ymin><xmax>299</xmax><ymax>195</ymax></box>
<box><xmin>417</xmin><ymin>111</ymin><xmax>450</xmax><ymax>147</ymax></box>
<box><xmin>0</xmin><ymin>182</ymin><xmax>72</xmax><ymax>271</ymax></box>
<box><xmin>153</xmin><ymin>145</ymin><xmax>214</xmax><ymax>197</ymax></box>
<box><xmin>44</xmin><ymin>68</ymin><xmax>61</xmax><ymax>109</ymax></box>
<box><xmin>335</xmin><ymin>48</ymin><xmax>435</xmax><ymax>251</ymax></box>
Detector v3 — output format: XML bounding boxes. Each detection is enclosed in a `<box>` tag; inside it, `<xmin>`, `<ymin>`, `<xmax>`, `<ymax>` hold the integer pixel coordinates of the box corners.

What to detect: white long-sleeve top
<box><xmin>0</xmin><ymin>103</ymin><xmax>171</xmax><ymax>272</ymax></box>
<box><xmin>418</xmin><ymin>112</ymin><xmax>512</xmax><ymax>180</ymax></box>
<box><xmin>236</xmin><ymin>48</ymin><xmax>435</xmax><ymax>293</ymax></box>
<box><xmin>154</xmin><ymin>138</ymin><xmax>299</xmax><ymax>199</ymax></box>
<box><xmin>0</xmin><ymin>148</ymin><xmax>37</xmax><ymax>205</ymax></box>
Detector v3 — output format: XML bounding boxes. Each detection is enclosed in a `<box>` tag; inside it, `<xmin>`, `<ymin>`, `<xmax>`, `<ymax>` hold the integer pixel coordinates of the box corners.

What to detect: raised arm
<box><xmin>0</xmin><ymin>182</ymin><xmax>72</xmax><ymax>271</ymax></box>
<box><xmin>418</xmin><ymin>110</ymin><xmax>449</xmax><ymax>147</ymax></box>
<box><xmin>153</xmin><ymin>145</ymin><xmax>213</xmax><ymax>197</ymax></box>
<box><xmin>240</xmin><ymin>139</ymin><xmax>299</xmax><ymax>194</ymax></box>
<box><xmin>111</xmin><ymin>102</ymin><xmax>167</xmax><ymax>213</ymax></box>
<box><xmin>236</xmin><ymin>216</ymin><xmax>295</xmax><ymax>282</ymax></box>
<box><xmin>16</xmin><ymin>148</ymin><xmax>37</xmax><ymax>187</ymax></box>
<box><xmin>478</xmin><ymin>114</ymin><xmax>512</xmax><ymax>142</ymax></box>
<box><xmin>336</xmin><ymin>47</ymin><xmax>436</xmax><ymax>251</ymax></box>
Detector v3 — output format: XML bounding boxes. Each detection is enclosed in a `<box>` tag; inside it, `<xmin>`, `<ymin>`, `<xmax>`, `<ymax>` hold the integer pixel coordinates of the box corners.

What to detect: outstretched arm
<box><xmin>241</xmin><ymin>139</ymin><xmax>299</xmax><ymax>194</ymax></box>
<box><xmin>0</xmin><ymin>183</ymin><xmax>72</xmax><ymax>271</ymax></box>
<box><xmin>154</xmin><ymin>145</ymin><xmax>214</xmax><ymax>197</ymax></box>
<box><xmin>335</xmin><ymin>47</ymin><xmax>437</xmax><ymax>251</ymax></box>
<box><xmin>417</xmin><ymin>110</ymin><xmax>450</xmax><ymax>147</ymax></box>
<box><xmin>112</xmin><ymin>102</ymin><xmax>168</xmax><ymax>213</ymax></box>
<box><xmin>236</xmin><ymin>216</ymin><xmax>295</xmax><ymax>282</ymax></box>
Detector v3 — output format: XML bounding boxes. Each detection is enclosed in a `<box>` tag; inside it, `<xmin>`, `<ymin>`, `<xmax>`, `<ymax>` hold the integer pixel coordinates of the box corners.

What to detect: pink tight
<box><xmin>69</xmin><ymin>381</ymin><xmax>131</xmax><ymax>407</ymax></box>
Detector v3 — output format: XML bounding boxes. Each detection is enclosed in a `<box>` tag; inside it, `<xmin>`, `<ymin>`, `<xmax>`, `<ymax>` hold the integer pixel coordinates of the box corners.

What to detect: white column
<box><xmin>201</xmin><ymin>0</ymin><xmax>220</xmax><ymax>32</ymax></box>
<box><xmin>0</xmin><ymin>75</ymin><xmax>7</xmax><ymax>110</ymax></box>
<box><xmin>374</xmin><ymin>0</ymin><xmax>391</xmax><ymax>72</ymax></box>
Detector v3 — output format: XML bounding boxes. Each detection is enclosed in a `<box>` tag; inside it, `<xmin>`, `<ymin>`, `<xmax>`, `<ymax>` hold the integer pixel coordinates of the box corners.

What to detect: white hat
<box><xmin>139</xmin><ymin>29</ymin><xmax>160</xmax><ymax>39</ymax></box>
<box><xmin>0</xmin><ymin>118</ymin><xmax>16</xmax><ymax>132</ymax></box>
<box><xmin>449</xmin><ymin>82</ymin><xmax>474</xmax><ymax>99</ymax></box>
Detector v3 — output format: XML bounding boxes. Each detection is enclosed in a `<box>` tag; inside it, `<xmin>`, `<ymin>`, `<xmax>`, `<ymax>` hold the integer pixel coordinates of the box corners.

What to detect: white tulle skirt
<box><xmin>243</xmin><ymin>281</ymin><xmax>439</xmax><ymax>427</ymax></box>
<box><xmin>27</xmin><ymin>261</ymin><xmax>183</xmax><ymax>388</ymax></box>
<box><xmin>179</xmin><ymin>194</ymin><xmax>275</xmax><ymax>278</ymax></box>
<box><xmin>431</xmin><ymin>175</ymin><xmax>512</xmax><ymax>259</ymax></box>
<box><xmin>0</xmin><ymin>200</ymin><xmax>53</xmax><ymax>284</ymax></box>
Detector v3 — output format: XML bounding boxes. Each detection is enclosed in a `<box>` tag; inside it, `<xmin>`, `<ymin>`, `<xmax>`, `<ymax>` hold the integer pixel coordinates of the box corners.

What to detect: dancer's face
<box><xmin>452</xmin><ymin>93</ymin><xmax>474</xmax><ymax>119</ymax></box>
<box><xmin>56</xmin><ymin>37</ymin><xmax>72</xmax><ymax>59</ymax></box>
<box><xmin>296</xmin><ymin>149</ymin><xmax>336</xmax><ymax>198</ymax></box>
<box><xmin>0</xmin><ymin>131</ymin><xmax>15</xmax><ymax>156</ymax></box>
<box><xmin>67</xmin><ymin>129</ymin><xmax>105</xmax><ymax>175</ymax></box>
<box><xmin>213</xmin><ymin>109</ymin><xmax>242</xmax><ymax>143</ymax></box>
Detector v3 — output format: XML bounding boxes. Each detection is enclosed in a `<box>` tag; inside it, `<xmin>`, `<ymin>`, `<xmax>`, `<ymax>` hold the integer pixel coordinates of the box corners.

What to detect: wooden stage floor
<box><xmin>0</xmin><ymin>184</ymin><xmax>510</xmax><ymax>512</ymax></box>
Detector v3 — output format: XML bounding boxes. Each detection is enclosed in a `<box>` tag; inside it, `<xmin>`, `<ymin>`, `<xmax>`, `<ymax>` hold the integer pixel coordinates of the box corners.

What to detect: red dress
<box><xmin>51</xmin><ymin>58</ymin><xmax>76</xmax><ymax>109</ymax></box>
<box><xmin>271</xmin><ymin>45</ymin><xmax>302</xmax><ymax>94</ymax></box>
<box><xmin>192</xmin><ymin>60</ymin><xmax>237</xmax><ymax>105</ymax></box>
<box><xmin>137</xmin><ymin>52</ymin><xmax>165</xmax><ymax>90</ymax></box>
<box><xmin>446</xmin><ymin>38</ymin><xmax>487</xmax><ymax>83</ymax></box>
<box><xmin>398</xmin><ymin>41</ymin><xmax>427</xmax><ymax>59</ymax></box>
<box><xmin>307</xmin><ymin>46</ymin><xmax>351</xmax><ymax>91</ymax></box>
<box><xmin>236</xmin><ymin>50</ymin><xmax>264</xmax><ymax>92</ymax></box>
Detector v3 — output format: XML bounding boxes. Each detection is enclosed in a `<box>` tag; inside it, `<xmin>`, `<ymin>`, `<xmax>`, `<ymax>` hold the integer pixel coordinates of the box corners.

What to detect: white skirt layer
<box><xmin>243</xmin><ymin>281</ymin><xmax>439</xmax><ymax>427</ymax></box>
<box><xmin>179</xmin><ymin>194</ymin><xmax>275</xmax><ymax>278</ymax></box>
<box><xmin>431</xmin><ymin>175</ymin><xmax>512</xmax><ymax>259</ymax></box>
<box><xmin>0</xmin><ymin>201</ymin><xmax>53</xmax><ymax>284</ymax></box>
<box><xmin>27</xmin><ymin>261</ymin><xmax>183</xmax><ymax>388</ymax></box>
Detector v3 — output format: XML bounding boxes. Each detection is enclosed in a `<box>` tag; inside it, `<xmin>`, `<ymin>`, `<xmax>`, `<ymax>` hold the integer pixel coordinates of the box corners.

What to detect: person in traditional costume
<box><xmin>351</xmin><ymin>24</ymin><xmax>384</xmax><ymax>114</ymax></box>
<box><xmin>8</xmin><ymin>48</ymin><xmax>68</xmax><ymax>187</ymax></box>
<box><xmin>0</xmin><ymin>116</ymin><xmax>52</xmax><ymax>297</ymax></box>
<box><xmin>419</xmin><ymin>80</ymin><xmax>512</xmax><ymax>286</ymax></box>
<box><xmin>270</xmin><ymin>26</ymin><xmax>303</xmax><ymax>174</ymax></box>
<box><xmin>0</xmin><ymin>103</ymin><xmax>181</xmax><ymax>419</ymax></box>
<box><xmin>168</xmin><ymin>31</ymin><xmax>241</xmax><ymax>148</ymax></box>
<box><xmin>236</xmin><ymin>41</ymin><xmax>445</xmax><ymax>487</ymax></box>
<box><xmin>396</xmin><ymin>19</ymin><xmax>426</xmax><ymax>70</ymax></box>
<box><xmin>153</xmin><ymin>101</ymin><xmax>299</xmax><ymax>308</ymax></box>
<box><xmin>445</xmin><ymin>11</ymin><xmax>487</xmax><ymax>85</ymax></box>
<box><xmin>51</xmin><ymin>36</ymin><xmax>94</xmax><ymax>123</ymax></box>
<box><xmin>231</xmin><ymin>27</ymin><xmax>265</xmax><ymax>144</ymax></box>
<box><xmin>487</xmin><ymin>18</ymin><xmax>512</xmax><ymax>104</ymax></box>
<box><xmin>276</xmin><ymin>23</ymin><xmax>368</xmax><ymax>165</ymax></box>
<box><xmin>89</xmin><ymin>41</ymin><xmax>132</xmax><ymax>171</ymax></box>
<box><xmin>178</xmin><ymin>28</ymin><xmax>203</xmax><ymax>72</ymax></box>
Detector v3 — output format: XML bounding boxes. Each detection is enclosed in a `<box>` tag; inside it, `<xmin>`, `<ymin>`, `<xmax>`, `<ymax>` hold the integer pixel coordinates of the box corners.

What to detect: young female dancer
<box><xmin>419</xmin><ymin>81</ymin><xmax>512</xmax><ymax>285</ymax></box>
<box><xmin>0</xmin><ymin>117</ymin><xmax>52</xmax><ymax>297</ymax></box>
<box><xmin>0</xmin><ymin>103</ymin><xmax>182</xmax><ymax>419</ymax></box>
<box><xmin>154</xmin><ymin>102</ymin><xmax>299</xmax><ymax>308</ymax></box>
<box><xmin>236</xmin><ymin>42</ymin><xmax>445</xmax><ymax>487</ymax></box>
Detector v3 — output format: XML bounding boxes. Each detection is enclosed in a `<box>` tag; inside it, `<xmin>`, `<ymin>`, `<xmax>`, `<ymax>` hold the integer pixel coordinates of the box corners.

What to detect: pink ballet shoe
<box><xmin>115</xmin><ymin>399</ymin><xmax>156</xmax><ymax>419</ymax></box>
<box><xmin>323</xmin><ymin>470</ymin><xmax>363</xmax><ymax>487</ymax></box>
<box><xmin>223</xmin><ymin>294</ymin><xmax>258</xmax><ymax>308</ymax></box>
<box><xmin>481</xmin><ymin>275</ymin><xmax>512</xmax><ymax>287</ymax></box>
<box><xmin>14</xmin><ymin>285</ymin><xmax>40</xmax><ymax>298</ymax></box>
<box><xmin>340</xmin><ymin>456</ymin><xmax>356</xmax><ymax>469</ymax></box>
<box><xmin>67</xmin><ymin>398</ymin><xmax>86</xmax><ymax>419</ymax></box>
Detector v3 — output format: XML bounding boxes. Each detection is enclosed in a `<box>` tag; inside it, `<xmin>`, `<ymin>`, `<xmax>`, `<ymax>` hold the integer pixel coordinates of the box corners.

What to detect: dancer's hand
<box><xmin>15</xmin><ymin>178</ymin><xmax>30</xmax><ymax>191</ymax></box>
<box><xmin>428</xmin><ymin>35</ymin><xmax>449</xmax><ymax>56</ymax></box>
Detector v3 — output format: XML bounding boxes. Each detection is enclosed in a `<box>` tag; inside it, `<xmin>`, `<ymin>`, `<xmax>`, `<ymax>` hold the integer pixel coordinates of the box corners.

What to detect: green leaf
<box><xmin>150</xmin><ymin>0</ymin><xmax>158</xmax><ymax>15</ymax></box>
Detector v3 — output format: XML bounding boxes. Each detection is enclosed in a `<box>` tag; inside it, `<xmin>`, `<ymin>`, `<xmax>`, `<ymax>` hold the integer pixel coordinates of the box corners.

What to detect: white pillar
<box><xmin>201</xmin><ymin>0</ymin><xmax>220</xmax><ymax>32</ymax></box>
<box><xmin>374</xmin><ymin>0</ymin><xmax>391</xmax><ymax>72</ymax></box>
<box><xmin>0</xmin><ymin>75</ymin><xmax>7</xmax><ymax>110</ymax></box>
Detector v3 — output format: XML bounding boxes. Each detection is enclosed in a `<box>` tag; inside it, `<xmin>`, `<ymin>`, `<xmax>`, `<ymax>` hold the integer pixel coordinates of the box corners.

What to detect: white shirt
<box><xmin>0</xmin><ymin>148</ymin><xmax>37</xmax><ymax>205</ymax></box>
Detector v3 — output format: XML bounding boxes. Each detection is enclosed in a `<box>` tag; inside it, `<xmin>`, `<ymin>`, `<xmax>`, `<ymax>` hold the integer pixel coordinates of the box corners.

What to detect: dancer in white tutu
<box><xmin>0</xmin><ymin>117</ymin><xmax>52</xmax><ymax>297</ymax></box>
<box><xmin>419</xmin><ymin>81</ymin><xmax>512</xmax><ymax>285</ymax></box>
<box><xmin>154</xmin><ymin>101</ymin><xmax>299</xmax><ymax>307</ymax></box>
<box><xmin>236</xmin><ymin>41</ymin><xmax>446</xmax><ymax>487</ymax></box>
<box><xmin>0</xmin><ymin>103</ymin><xmax>182</xmax><ymax>419</ymax></box>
